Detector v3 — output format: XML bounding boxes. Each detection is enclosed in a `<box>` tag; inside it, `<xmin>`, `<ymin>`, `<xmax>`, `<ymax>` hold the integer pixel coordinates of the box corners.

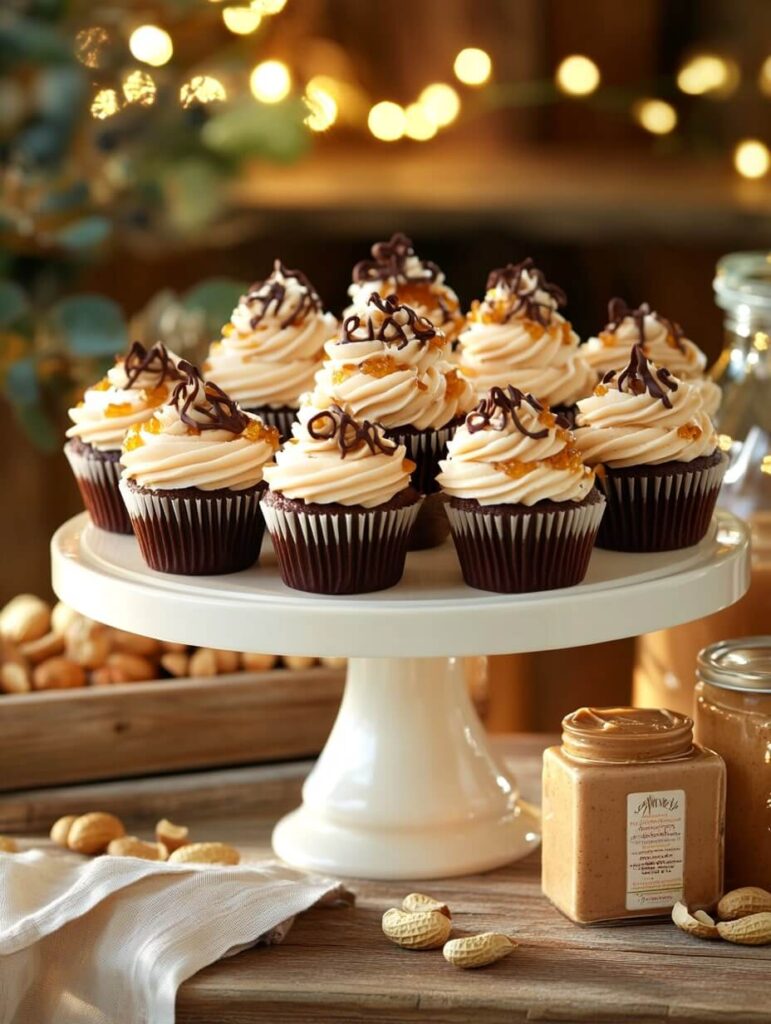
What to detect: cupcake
<box><xmin>204</xmin><ymin>261</ymin><xmax>338</xmax><ymax>442</ymax></box>
<box><xmin>582</xmin><ymin>298</ymin><xmax>722</xmax><ymax>418</ymax></box>
<box><xmin>457</xmin><ymin>259</ymin><xmax>594</xmax><ymax>421</ymax></box>
<box><xmin>65</xmin><ymin>342</ymin><xmax>183</xmax><ymax>534</ymax></box>
<box><xmin>574</xmin><ymin>345</ymin><xmax>726</xmax><ymax>552</ymax></box>
<box><xmin>261</xmin><ymin>405</ymin><xmax>422</xmax><ymax>594</ymax></box>
<box><xmin>119</xmin><ymin>361</ymin><xmax>279</xmax><ymax>575</ymax></box>
<box><xmin>437</xmin><ymin>386</ymin><xmax>604</xmax><ymax>593</ymax></box>
<box><xmin>345</xmin><ymin>232</ymin><xmax>465</xmax><ymax>344</ymax></box>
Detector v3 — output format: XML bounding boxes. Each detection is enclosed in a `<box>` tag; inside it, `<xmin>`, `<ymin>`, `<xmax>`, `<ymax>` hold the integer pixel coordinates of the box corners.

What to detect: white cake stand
<box><xmin>51</xmin><ymin>510</ymin><xmax>749</xmax><ymax>879</ymax></box>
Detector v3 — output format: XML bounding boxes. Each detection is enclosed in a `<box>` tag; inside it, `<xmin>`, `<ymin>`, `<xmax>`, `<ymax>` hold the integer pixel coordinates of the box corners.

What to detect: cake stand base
<box><xmin>272</xmin><ymin>656</ymin><xmax>540</xmax><ymax>879</ymax></box>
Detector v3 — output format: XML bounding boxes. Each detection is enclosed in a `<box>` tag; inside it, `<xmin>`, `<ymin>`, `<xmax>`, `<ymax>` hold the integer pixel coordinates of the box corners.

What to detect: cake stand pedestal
<box><xmin>51</xmin><ymin>510</ymin><xmax>749</xmax><ymax>879</ymax></box>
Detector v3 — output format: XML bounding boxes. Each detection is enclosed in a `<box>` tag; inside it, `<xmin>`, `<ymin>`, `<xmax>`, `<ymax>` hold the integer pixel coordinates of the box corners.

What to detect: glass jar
<box><xmin>695</xmin><ymin>638</ymin><xmax>771</xmax><ymax>890</ymax></box>
<box><xmin>542</xmin><ymin>707</ymin><xmax>725</xmax><ymax>924</ymax></box>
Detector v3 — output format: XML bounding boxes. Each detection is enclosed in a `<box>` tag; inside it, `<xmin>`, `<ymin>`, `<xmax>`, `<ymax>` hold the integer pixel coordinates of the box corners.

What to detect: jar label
<box><xmin>626</xmin><ymin>789</ymin><xmax>685</xmax><ymax>910</ymax></box>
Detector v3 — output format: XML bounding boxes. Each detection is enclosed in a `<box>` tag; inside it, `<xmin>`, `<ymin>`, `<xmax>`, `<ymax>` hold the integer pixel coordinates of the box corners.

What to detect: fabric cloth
<box><xmin>0</xmin><ymin>849</ymin><xmax>350</xmax><ymax>1024</ymax></box>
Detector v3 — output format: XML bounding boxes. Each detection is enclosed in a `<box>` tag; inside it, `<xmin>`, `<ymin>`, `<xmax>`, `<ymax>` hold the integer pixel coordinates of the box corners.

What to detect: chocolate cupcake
<box><xmin>119</xmin><ymin>362</ymin><xmax>279</xmax><ymax>574</ymax></box>
<box><xmin>457</xmin><ymin>259</ymin><xmax>594</xmax><ymax>422</ymax></box>
<box><xmin>261</xmin><ymin>405</ymin><xmax>422</xmax><ymax>594</ymax></box>
<box><xmin>437</xmin><ymin>386</ymin><xmax>604</xmax><ymax>593</ymax></box>
<box><xmin>581</xmin><ymin>298</ymin><xmax>722</xmax><ymax>418</ymax></box>
<box><xmin>65</xmin><ymin>342</ymin><xmax>183</xmax><ymax>533</ymax></box>
<box><xmin>205</xmin><ymin>261</ymin><xmax>337</xmax><ymax>442</ymax></box>
<box><xmin>574</xmin><ymin>345</ymin><xmax>726</xmax><ymax>552</ymax></box>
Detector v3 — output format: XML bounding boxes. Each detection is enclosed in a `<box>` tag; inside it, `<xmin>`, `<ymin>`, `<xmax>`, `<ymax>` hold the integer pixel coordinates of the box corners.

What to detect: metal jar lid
<box><xmin>698</xmin><ymin>637</ymin><xmax>771</xmax><ymax>694</ymax></box>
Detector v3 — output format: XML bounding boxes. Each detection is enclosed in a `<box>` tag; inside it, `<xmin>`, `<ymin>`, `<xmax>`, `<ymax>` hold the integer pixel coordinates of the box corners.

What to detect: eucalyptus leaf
<box><xmin>202</xmin><ymin>101</ymin><xmax>310</xmax><ymax>163</ymax></box>
<box><xmin>183</xmin><ymin>278</ymin><xmax>248</xmax><ymax>338</ymax></box>
<box><xmin>4</xmin><ymin>357</ymin><xmax>39</xmax><ymax>404</ymax></box>
<box><xmin>12</xmin><ymin>402</ymin><xmax>58</xmax><ymax>453</ymax></box>
<box><xmin>55</xmin><ymin>216</ymin><xmax>111</xmax><ymax>251</ymax></box>
<box><xmin>52</xmin><ymin>295</ymin><xmax>128</xmax><ymax>356</ymax></box>
<box><xmin>0</xmin><ymin>281</ymin><xmax>29</xmax><ymax>328</ymax></box>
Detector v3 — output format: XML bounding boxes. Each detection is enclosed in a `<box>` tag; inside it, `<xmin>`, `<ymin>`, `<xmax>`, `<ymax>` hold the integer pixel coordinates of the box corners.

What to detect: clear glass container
<box><xmin>695</xmin><ymin>638</ymin><xmax>771</xmax><ymax>890</ymax></box>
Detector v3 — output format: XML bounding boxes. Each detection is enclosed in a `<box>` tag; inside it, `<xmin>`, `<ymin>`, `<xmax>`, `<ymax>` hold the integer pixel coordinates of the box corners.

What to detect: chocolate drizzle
<box><xmin>605</xmin><ymin>298</ymin><xmax>686</xmax><ymax>353</ymax></box>
<box><xmin>467</xmin><ymin>386</ymin><xmax>569</xmax><ymax>438</ymax></box>
<box><xmin>604</xmin><ymin>344</ymin><xmax>679</xmax><ymax>409</ymax></box>
<box><xmin>486</xmin><ymin>258</ymin><xmax>567</xmax><ymax>326</ymax></box>
<box><xmin>341</xmin><ymin>292</ymin><xmax>438</xmax><ymax>348</ymax></box>
<box><xmin>171</xmin><ymin>361</ymin><xmax>250</xmax><ymax>433</ymax></box>
<box><xmin>307</xmin><ymin>404</ymin><xmax>398</xmax><ymax>458</ymax></box>
<box><xmin>243</xmin><ymin>260</ymin><xmax>323</xmax><ymax>331</ymax></box>
<box><xmin>123</xmin><ymin>342</ymin><xmax>182</xmax><ymax>389</ymax></box>
<box><xmin>352</xmin><ymin>232</ymin><xmax>440</xmax><ymax>284</ymax></box>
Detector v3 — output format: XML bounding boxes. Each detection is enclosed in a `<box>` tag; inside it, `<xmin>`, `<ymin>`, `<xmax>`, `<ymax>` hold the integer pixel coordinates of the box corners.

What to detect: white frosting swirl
<box><xmin>263</xmin><ymin>405</ymin><xmax>414</xmax><ymax>508</ymax></box>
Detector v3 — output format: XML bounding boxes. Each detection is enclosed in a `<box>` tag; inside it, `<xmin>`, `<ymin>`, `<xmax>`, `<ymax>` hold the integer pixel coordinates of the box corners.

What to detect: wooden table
<box><xmin>3</xmin><ymin>736</ymin><xmax>769</xmax><ymax>1023</ymax></box>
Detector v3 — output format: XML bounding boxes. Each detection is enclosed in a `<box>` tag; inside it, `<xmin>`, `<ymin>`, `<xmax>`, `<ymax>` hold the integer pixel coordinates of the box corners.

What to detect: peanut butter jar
<box><xmin>542</xmin><ymin>707</ymin><xmax>726</xmax><ymax>924</ymax></box>
<box><xmin>695</xmin><ymin>638</ymin><xmax>771</xmax><ymax>891</ymax></box>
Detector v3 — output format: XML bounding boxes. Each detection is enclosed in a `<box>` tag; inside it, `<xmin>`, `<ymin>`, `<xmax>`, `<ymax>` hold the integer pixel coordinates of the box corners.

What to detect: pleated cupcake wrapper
<box><xmin>119</xmin><ymin>481</ymin><xmax>266</xmax><ymax>575</ymax></box>
<box><xmin>244</xmin><ymin>406</ymin><xmax>297</xmax><ymax>445</ymax></box>
<box><xmin>385</xmin><ymin>422</ymin><xmax>459</xmax><ymax>496</ymax></box>
<box><xmin>262</xmin><ymin>498</ymin><xmax>422</xmax><ymax>594</ymax></box>
<box><xmin>446</xmin><ymin>497</ymin><xmax>605</xmax><ymax>594</ymax></box>
<box><xmin>595</xmin><ymin>456</ymin><xmax>727</xmax><ymax>552</ymax></box>
<box><xmin>64</xmin><ymin>443</ymin><xmax>132</xmax><ymax>534</ymax></box>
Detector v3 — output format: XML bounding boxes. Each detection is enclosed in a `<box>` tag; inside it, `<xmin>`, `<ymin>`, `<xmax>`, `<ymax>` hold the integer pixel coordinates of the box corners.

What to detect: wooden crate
<box><xmin>0</xmin><ymin>666</ymin><xmax>344</xmax><ymax>791</ymax></box>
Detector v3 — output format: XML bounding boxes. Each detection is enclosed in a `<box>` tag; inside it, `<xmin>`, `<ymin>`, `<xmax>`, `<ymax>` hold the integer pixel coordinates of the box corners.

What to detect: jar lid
<box><xmin>714</xmin><ymin>252</ymin><xmax>771</xmax><ymax>312</ymax></box>
<box><xmin>698</xmin><ymin>637</ymin><xmax>771</xmax><ymax>694</ymax></box>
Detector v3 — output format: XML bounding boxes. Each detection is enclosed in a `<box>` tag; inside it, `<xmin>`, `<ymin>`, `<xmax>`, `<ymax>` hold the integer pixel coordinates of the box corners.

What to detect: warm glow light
<box><xmin>734</xmin><ymin>139</ymin><xmax>770</xmax><ymax>179</ymax></box>
<box><xmin>404</xmin><ymin>103</ymin><xmax>437</xmax><ymax>141</ymax></box>
<box><xmin>249</xmin><ymin>60</ymin><xmax>291</xmax><ymax>103</ymax></box>
<box><xmin>222</xmin><ymin>6</ymin><xmax>262</xmax><ymax>33</ymax></box>
<box><xmin>255</xmin><ymin>0</ymin><xmax>286</xmax><ymax>12</ymax></box>
<box><xmin>368</xmin><ymin>101</ymin><xmax>406</xmax><ymax>142</ymax></box>
<box><xmin>180</xmin><ymin>75</ymin><xmax>227</xmax><ymax>107</ymax></box>
<box><xmin>555</xmin><ymin>55</ymin><xmax>600</xmax><ymax>96</ymax></box>
<box><xmin>129</xmin><ymin>25</ymin><xmax>173</xmax><ymax>67</ymax></box>
<box><xmin>122</xmin><ymin>69</ymin><xmax>156</xmax><ymax>106</ymax></box>
<box><xmin>91</xmin><ymin>88</ymin><xmax>120</xmax><ymax>119</ymax></box>
<box><xmin>754</xmin><ymin>331</ymin><xmax>769</xmax><ymax>351</ymax></box>
<box><xmin>677</xmin><ymin>53</ymin><xmax>739</xmax><ymax>96</ymax></box>
<box><xmin>453</xmin><ymin>47</ymin><xmax>492</xmax><ymax>87</ymax></box>
<box><xmin>74</xmin><ymin>27</ymin><xmax>109</xmax><ymax>69</ymax></box>
<box><xmin>759</xmin><ymin>56</ymin><xmax>771</xmax><ymax>97</ymax></box>
<box><xmin>633</xmin><ymin>98</ymin><xmax>678</xmax><ymax>135</ymax></box>
<box><xmin>419</xmin><ymin>82</ymin><xmax>460</xmax><ymax>127</ymax></box>
<box><xmin>717</xmin><ymin>433</ymin><xmax>734</xmax><ymax>453</ymax></box>
<box><xmin>304</xmin><ymin>82</ymin><xmax>337</xmax><ymax>131</ymax></box>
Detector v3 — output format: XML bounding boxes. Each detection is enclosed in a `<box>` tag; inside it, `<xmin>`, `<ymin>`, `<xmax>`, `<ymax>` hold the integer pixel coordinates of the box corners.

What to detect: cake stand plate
<box><xmin>51</xmin><ymin>511</ymin><xmax>749</xmax><ymax>879</ymax></box>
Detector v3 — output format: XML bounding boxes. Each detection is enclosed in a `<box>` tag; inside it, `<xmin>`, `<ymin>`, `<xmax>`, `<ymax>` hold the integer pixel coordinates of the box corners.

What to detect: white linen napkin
<box><xmin>0</xmin><ymin>849</ymin><xmax>351</xmax><ymax>1024</ymax></box>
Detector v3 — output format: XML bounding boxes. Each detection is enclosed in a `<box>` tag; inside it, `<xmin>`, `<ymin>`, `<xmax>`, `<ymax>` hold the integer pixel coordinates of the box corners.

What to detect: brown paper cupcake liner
<box><xmin>119</xmin><ymin>480</ymin><xmax>266</xmax><ymax>575</ymax></box>
<box><xmin>595</xmin><ymin>452</ymin><xmax>727</xmax><ymax>552</ymax></box>
<box><xmin>446</xmin><ymin>492</ymin><xmax>605</xmax><ymax>594</ymax></box>
<box><xmin>64</xmin><ymin>440</ymin><xmax>132</xmax><ymax>534</ymax></box>
<box><xmin>262</xmin><ymin>492</ymin><xmax>422</xmax><ymax>594</ymax></box>
<box><xmin>384</xmin><ymin>419</ymin><xmax>462</xmax><ymax>496</ymax></box>
<box><xmin>243</xmin><ymin>404</ymin><xmax>298</xmax><ymax>444</ymax></box>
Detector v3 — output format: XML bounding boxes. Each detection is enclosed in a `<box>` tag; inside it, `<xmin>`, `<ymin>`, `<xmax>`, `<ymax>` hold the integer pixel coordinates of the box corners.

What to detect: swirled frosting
<box><xmin>437</xmin><ymin>386</ymin><xmax>595</xmax><ymax>506</ymax></box>
<box><xmin>310</xmin><ymin>293</ymin><xmax>474</xmax><ymax>430</ymax></box>
<box><xmin>574</xmin><ymin>345</ymin><xmax>717</xmax><ymax>468</ymax></box>
<box><xmin>458</xmin><ymin>259</ymin><xmax>594</xmax><ymax>407</ymax></box>
<box><xmin>204</xmin><ymin>261</ymin><xmax>337</xmax><ymax>409</ymax></box>
<box><xmin>120</xmin><ymin>362</ymin><xmax>279</xmax><ymax>491</ymax></box>
<box><xmin>66</xmin><ymin>342</ymin><xmax>182</xmax><ymax>451</ymax></box>
<box><xmin>344</xmin><ymin>233</ymin><xmax>465</xmax><ymax>343</ymax></box>
<box><xmin>263</xmin><ymin>405</ymin><xmax>415</xmax><ymax>508</ymax></box>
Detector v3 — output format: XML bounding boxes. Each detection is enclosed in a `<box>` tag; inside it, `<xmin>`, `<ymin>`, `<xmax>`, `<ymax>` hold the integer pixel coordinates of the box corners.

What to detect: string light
<box><xmin>74</xmin><ymin>27</ymin><xmax>109</xmax><ymax>69</ymax></box>
<box><xmin>404</xmin><ymin>103</ymin><xmax>437</xmax><ymax>141</ymax></box>
<box><xmin>304</xmin><ymin>82</ymin><xmax>337</xmax><ymax>131</ymax></box>
<box><xmin>555</xmin><ymin>55</ymin><xmax>600</xmax><ymax>96</ymax></box>
<box><xmin>129</xmin><ymin>25</ymin><xmax>173</xmax><ymax>67</ymax></box>
<box><xmin>734</xmin><ymin>139</ymin><xmax>770</xmax><ymax>179</ymax></box>
<box><xmin>91</xmin><ymin>88</ymin><xmax>120</xmax><ymax>119</ymax></box>
<box><xmin>759</xmin><ymin>56</ymin><xmax>771</xmax><ymax>97</ymax></box>
<box><xmin>122</xmin><ymin>69</ymin><xmax>156</xmax><ymax>106</ymax></box>
<box><xmin>419</xmin><ymin>83</ymin><xmax>460</xmax><ymax>127</ymax></box>
<box><xmin>249</xmin><ymin>60</ymin><xmax>291</xmax><ymax>103</ymax></box>
<box><xmin>633</xmin><ymin>98</ymin><xmax>677</xmax><ymax>135</ymax></box>
<box><xmin>255</xmin><ymin>0</ymin><xmax>287</xmax><ymax>12</ymax></box>
<box><xmin>677</xmin><ymin>53</ymin><xmax>739</xmax><ymax>96</ymax></box>
<box><xmin>453</xmin><ymin>48</ymin><xmax>492</xmax><ymax>87</ymax></box>
<box><xmin>180</xmin><ymin>75</ymin><xmax>227</xmax><ymax>107</ymax></box>
<box><xmin>368</xmin><ymin>101</ymin><xmax>406</xmax><ymax>142</ymax></box>
<box><xmin>222</xmin><ymin>6</ymin><xmax>262</xmax><ymax>33</ymax></box>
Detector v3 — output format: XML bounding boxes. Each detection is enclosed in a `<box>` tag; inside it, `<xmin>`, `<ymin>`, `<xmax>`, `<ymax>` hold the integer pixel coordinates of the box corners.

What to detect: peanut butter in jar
<box><xmin>542</xmin><ymin>707</ymin><xmax>726</xmax><ymax>925</ymax></box>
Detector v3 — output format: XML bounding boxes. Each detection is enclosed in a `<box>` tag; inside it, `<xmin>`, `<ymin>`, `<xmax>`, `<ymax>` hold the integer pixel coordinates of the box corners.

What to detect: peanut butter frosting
<box><xmin>436</xmin><ymin>385</ymin><xmax>595</xmax><ymax>506</ymax></box>
<box><xmin>574</xmin><ymin>345</ymin><xmax>717</xmax><ymax>468</ymax></box>
<box><xmin>344</xmin><ymin>233</ymin><xmax>465</xmax><ymax>343</ymax></box>
<box><xmin>310</xmin><ymin>292</ymin><xmax>474</xmax><ymax>431</ymax></box>
<box><xmin>263</xmin><ymin>405</ymin><xmax>415</xmax><ymax>508</ymax></box>
<box><xmin>120</xmin><ymin>362</ymin><xmax>279</xmax><ymax>491</ymax></box>
<box><xmin>457</xmin><ymin>260</ymin><xmax>594</xmax><ymax>407</ymax></box>
<box><xmin>66</xmin><ymin>342</ymin><xmax>183</xmax><ymax>451</ymax></box>
<box><xmin>204</xmin><ymin>261</ymin><xmax>337</xmax><ymax>409</ymax></box>
<box><xmin>582</xmin><ymin>299</ymin><xmax>721</xmax><ymax>417</ymax></box>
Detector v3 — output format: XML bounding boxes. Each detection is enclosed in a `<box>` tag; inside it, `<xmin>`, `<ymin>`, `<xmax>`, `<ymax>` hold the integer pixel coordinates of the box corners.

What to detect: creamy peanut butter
<box><xmin>542</xmin><ymin>706</ymin><xmax>725</xmax><ymax>924</ymax></box>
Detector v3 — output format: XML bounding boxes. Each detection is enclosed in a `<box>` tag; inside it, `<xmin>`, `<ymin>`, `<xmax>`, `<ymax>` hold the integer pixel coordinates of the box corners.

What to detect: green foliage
<box><xmin>183</xmin><ymin>278</ymin><xmax>248</xmax><ymax>338</ymax></box>
<box><xmin>52</xmin><ymin>295</ymin><xmax>128</xmax><ymax>356</ymax></box>
<box><xmin>0</xmin><ymin>283</ymin><xmax>29</xmax><ymax>328</ymax></box>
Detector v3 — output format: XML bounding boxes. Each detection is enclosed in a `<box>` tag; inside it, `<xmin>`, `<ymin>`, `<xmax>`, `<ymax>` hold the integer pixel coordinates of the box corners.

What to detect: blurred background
<box><xmin>2</xmin><ymin>0</ymin><xmax>770</xmax><ymax>731</ymax></box>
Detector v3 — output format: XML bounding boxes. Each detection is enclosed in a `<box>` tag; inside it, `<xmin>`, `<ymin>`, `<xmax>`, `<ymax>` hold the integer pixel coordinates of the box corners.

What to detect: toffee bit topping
<box><xmin>606</xmin><ymin>344</ymin><xmax>679</xmax><ymax>409</ymax></box>
<box><xmin>341</xmin><ymin>292</ymin><xmax>438</xmax><ymax>348</ymax></box>
<box><xmin>306</xmin><ymin>404</ymin><xmax>398</xmax><ymax>459</ymax></box>
<box><xmin>243</xmin><ymin>259</ymin><xmax>323</xmax><ymax>331</ymax></box>
<box><xmin>467</xmin><ymin>385</ymin><xmax>570</xmax><ymax>438</ymax></box>
<box><xmin>171</xmin><ymin>361</ymin><xmax>250</xmax><ymax>434</ymax></box>
<box><xmin>605</xmin><ymin>297</ymin><xmax>687</xmax><ymax>353</ymax></box>
<box><xmin>123</xmin><ymin>342</ymin><xmax>182</xmax><ymax>389</ymax></box>
<box><xmin>486</xmin><ymin>258</ymin><xmax>567</xmax><ymax>326</ymax></box>
<box><xmin>352</xmin><ymin>232</ymin><xmax>440</xmax><ymax>285</ymax></box>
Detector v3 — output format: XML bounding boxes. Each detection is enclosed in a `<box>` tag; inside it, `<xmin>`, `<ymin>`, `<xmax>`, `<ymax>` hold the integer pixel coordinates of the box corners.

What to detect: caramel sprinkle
<box><xmin>678</xmin><ymin>423</ymin><xmax>702</xmax><ymax>441</ymax></box>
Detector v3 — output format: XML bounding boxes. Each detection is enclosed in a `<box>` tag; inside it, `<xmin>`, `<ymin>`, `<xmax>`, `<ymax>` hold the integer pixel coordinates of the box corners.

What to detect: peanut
<box><xmin>67</xmin><ymin>812</ymin><xmax>125</xmax><ymax>855</ymax></box>
<box><xmin>188</xmin><ymin>648</ymin><xmax>219</xmax><ymax>678</ymax></box>
<box><xmin>33</xmin><ymin>657</ymin><xmax>86</xmax><ymax>690</ymax></box>
<box><xmin>717</xmin><ymin>887</ymin><xmax>771</xmax><ymax>921</ymax></box>
<box><xmin>381</xmin><ymin>907</ymin><xmax>452</xmax><ymax>950</ymax></box>
<box><xmin>91</xmin><ymin>665</ymin><xmax>123</xmax><ymax>686</ymax></box>
<box><xmin>320</xmin><ymin>656</ymin><xmax>347</xmax><ymax>670</ymax></box>
<box><xmin>240</xmin><ymin>653</ymin><xmax>278</xmax><ymax>671</ymax></box>
<box><xmin>717</xmin><ymin>912</ymin><xmax>771</xmax><ymax>946</ymax></box>
<box><xmin>107</xmin><ymin>837</ymin><xmax>168</xmax><ymax>861</ymax></box>
<box><xmin>155</xmin><ymin>818</ymin><xmax>189</xmax><ymax>853</ymax></box>
<box><xmin>161</xmin><ymin>641</ymin><xmax>188</xmax><ymax>654</ymax></box>
<box><xmin>103</xmin><ymin>652</ymin><xmax>156</xmax><ymax>683</ymax></box>
<box><xmin>0</xmin><ymin>595</ymin><xmax>51</xmax><ymax>644</ymax></box>
<box><xmin>443</xmin><ymin>933</ymin><xmax>516</xmax><ymax>968</ymax></box>
<box><xmin>51</xmin><ymin>601</ymin><xmax>81</xmax><ymax>637</ymax></box>
<box><xmin>160</xmin><ymin>652</ymin><xmax>189</xmax><ymax>678</ymax></box>
<box><xmin>213</xmin><ymin>650</ymin><xmax>240</xmax><ymax>674</ymax></box>
<box><xmin>50</xmin><ymin>815</ymin><xmax>79</xmax><ymax>847</ymax></box>
<box><xmin>0</xmin><ymin>836</ymin><xmax>19</xmax><ymax>853</ymax></box>
<box><xmin>109</xmin><ymin>629</ymin><xmax>160</xmax><ymax>658</ymax></box>
<box><xmin>671</xmin><ymin>902</ymin><xmax>719</xmax><ymax>939</ymax></box>
<box><xmin>18</xmin><ymin>631</ymin><xmax>65</xmax><ymax>665</ymax></box>
<box><xmin>283</xmin><ymin>655</ymin><xmax>317</xmax><ymax>670</ymax></box>
<box><xmin>402</xmin><ymin>892</ymin><xmax>451</xmax><ymax>919</ymax></box>
<box><xmin>167</xmin><ymin>842</ymin><xmax>240</xmax><ymax>866</ymax></box>
<box><xmin>65</xmin><ymin>619</ymin><xmax>111</xmax><ymax>669</ymax></box>
<box><xmin>0</xmin><ymin>649</ymin><xmax>31</xmax><ymax>694</ymax></box>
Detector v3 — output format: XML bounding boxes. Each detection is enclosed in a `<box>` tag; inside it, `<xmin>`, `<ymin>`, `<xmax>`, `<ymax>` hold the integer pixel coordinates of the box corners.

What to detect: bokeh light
<box><xmin>304</xmin><ymin>82</ymin><xmax>337</xmax><ymax>132</ymax></box>
<box><xmin>453</xmin><ymin>48</ymin><xmax>492</xmax><ymax>87</ymax></box>
<box><xmin>122</xmin><ymin>70</ymin><xmax>156</xmax><ymax>107</ymax></box>
<box><xmin>74</xmin><ymin>27</ymin><xmax>110</xmax><ymax>69</ymax></box>
<box><xmin>759</xmin><ymin>56</ymin><xmax>771</xmax><ymax>97</ymax></box>
<box><xmin>555</xmin><ymin>55</ymin><xmax>600</xmax><ymax>96</ymax></box>
<box><xmin>129</xmin><ymin>25</ymin><xmax>173</xmax><ymax>67</ymax></box>
<box><xmin>255</xmin><ymin>0</ymin><xmax>287</xmax><ymax>12</ymax></box>
<box><xmin>633</xmin><ymin>98</ymin><xmax>678</xmax><ymax>135</ymax></box>
<box><xmin>419</xmin><ymin>83</ymin><xmax>460</xmax><ymax>127</ymax></box>
<box><xmin>180</xmin><ymin>76</ymin><xmax>227</xmax><ymax>108</ymax></box>
<box><xmin>91</xmin><ymin>88</ymin><xmax>120</xmax><ymax>120</ymax></box>
<box><xmin>249</xmin><ymin>60</ymin><xmax>291</xmax><ymax>103</ymax></box>
<box><xmin>404</xmin><ymin>103</ymin><xmax>437</xmax><ymax>141</ymax></box>
<box><xmin>733</xmin><ymin>139</ymin><xmax>770</xmax><ymax>179</ymax></box>
<box><xmin>368</xmin><ymin>101</ymin><xmax>406</xmax><ymax>142</ymax></box>
<box><xmin>222</xmin><ymin>6</ymin><xmax>262</xmax><ymax>33</ymax></box>
<box><xmin>677</xmin><ymin>54</ymin><xmax>739</xmax><ymax>97</ymax></box>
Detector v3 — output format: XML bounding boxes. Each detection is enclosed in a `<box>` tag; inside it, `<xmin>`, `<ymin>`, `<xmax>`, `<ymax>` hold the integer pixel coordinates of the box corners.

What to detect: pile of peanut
<box><xmin>673</xmin><ymin>886</ymin><xmax>771</xmax><ymax>945</ymax></box>
<box><xmin>0</xmin><ymin>593</ymin><xmax>345</xmax><ymax>694</ymax></box>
